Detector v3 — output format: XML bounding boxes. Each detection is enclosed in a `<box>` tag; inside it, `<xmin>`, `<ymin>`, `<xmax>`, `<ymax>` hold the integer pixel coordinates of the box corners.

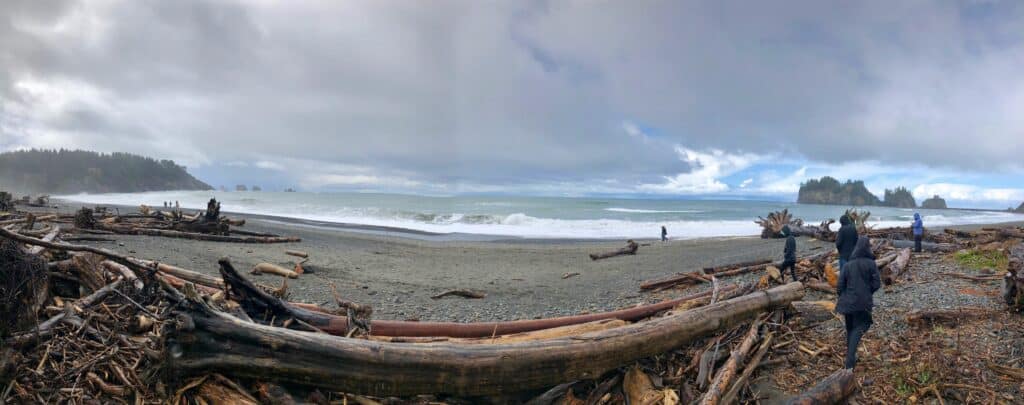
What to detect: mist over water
<box><xmin>58</xmin><ymin>191</ymin><xmax>1024</xmax><ymax>239</ymax></box>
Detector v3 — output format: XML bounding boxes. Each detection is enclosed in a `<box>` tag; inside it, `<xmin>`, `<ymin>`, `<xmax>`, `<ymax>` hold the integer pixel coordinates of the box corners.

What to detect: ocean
<box><xmin>56</xmin><ymin>191</ymin><xmax>1024</xmax><ymax>239</ymax></box>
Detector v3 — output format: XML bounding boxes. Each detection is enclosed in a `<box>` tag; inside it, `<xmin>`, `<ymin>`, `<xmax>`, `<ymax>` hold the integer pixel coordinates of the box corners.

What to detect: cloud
<box><xmin>640</xmin><ymin>147</ymin><xmax>761</xmax><ymax>194</ymax></box>
<box><xmin>2</xmin><ymin>0</ymin><xmax>1024</xmax><ymax>200</ymax></box>
<box><xmin>739</xmin><ymin>178</ymin><xmax>753</xmax><ymax>188</ymax></box>
<box><xmin>912</xmin><ymin>183</ymin><xmax>1024</xmax><ymax>204</ymax></box>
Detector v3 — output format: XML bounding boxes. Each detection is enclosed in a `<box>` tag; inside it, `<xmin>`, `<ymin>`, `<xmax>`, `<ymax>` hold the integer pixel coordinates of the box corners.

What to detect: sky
<box><xmin>2</xmin><ymin>0</ymin><xmax>1023</xmax><ymax>208</ymax></box>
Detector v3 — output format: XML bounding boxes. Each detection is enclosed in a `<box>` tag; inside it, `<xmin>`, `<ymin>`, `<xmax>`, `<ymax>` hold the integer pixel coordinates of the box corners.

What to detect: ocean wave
<box><xmin>605</xmin><ymin>207</ymin><xmax>702</xmax><ymax>214</ymax></box>
<box><xmin>55</xmin><ymin>191</ymin><xmax>1024</xmax><ymax>239</ymax></box>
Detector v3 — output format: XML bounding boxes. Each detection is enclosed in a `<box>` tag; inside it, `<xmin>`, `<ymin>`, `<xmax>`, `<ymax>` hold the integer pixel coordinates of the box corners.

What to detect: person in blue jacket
<box><xmin>912</xmin><ymin>213</ymin><xmax>924</xmax><ymax>253</ymax></box>
<box><xmin>837</xmin><ymin>237</ymin><xmax>881</xmax><ymax>370</ymax></box>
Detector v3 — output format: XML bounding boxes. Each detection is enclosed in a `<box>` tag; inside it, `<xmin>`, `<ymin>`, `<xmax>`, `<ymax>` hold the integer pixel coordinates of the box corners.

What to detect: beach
<box><xmin>46</xmin><ymin>200</ymin><xmax>837</xmax><ymax>322</ymax></box>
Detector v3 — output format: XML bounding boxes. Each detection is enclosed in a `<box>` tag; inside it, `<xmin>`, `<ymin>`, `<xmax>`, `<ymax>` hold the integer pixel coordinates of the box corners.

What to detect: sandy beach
<box><xmin>46</xmin><ymin>200</ymin><xmax>839</xmax><ymax>322</ymax></box>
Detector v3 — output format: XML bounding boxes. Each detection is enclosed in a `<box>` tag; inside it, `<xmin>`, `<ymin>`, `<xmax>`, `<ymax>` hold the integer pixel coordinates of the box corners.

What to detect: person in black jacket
<box><xmin>835</xmin><ymin>214</ymin><xmax>859</xmax><ymax>270</ymax></box>
<box><xmin>780</xmin><ymin>225</ymin><xmax>798</xmax><ymax>282</ymax></box>
<box><xmin>836</xmin><ymin>237</ymin><xmax>881</xmax><ymax>370</ymax></box>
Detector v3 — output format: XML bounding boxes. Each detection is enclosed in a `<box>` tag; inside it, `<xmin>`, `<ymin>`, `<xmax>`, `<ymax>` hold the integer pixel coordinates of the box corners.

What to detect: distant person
<box><xmin>912</xmin><ymin>213</ymin><xmax>924</xmax><ymax>253</ymax></box>
<box><xmin>781</xmin><ymin>225</ymin><xmax>798</xmax><ymax>282</ymax></box>
<box><xmin>836</xmin><ymin>237</ymin><xmax>881</xmax><ymax>370</ymax></box>
<box><xmin>835</xmin><ymin>214</ymin><xmax>859</xmax><ymax>270</ymax></box>
<box><xmin>661</xmin><ymin>226</ymin><xmax>668</xmax><ymax>242</ymax></box>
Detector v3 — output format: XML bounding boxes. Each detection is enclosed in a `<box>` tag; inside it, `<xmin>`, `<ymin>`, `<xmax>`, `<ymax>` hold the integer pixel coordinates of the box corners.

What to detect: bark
<box><xmin>702</xmin><ymin>259</ymin><xmax>772</xmax><ymax>275</ymax></box>
<box><xmin>285</xmin><ymin>250</ymin><xmax>309</xmax><ymax>258</ymax></box>
<box><xmin>25</xmin><ymin>225</ymin><xmax>60</xmax><ymax>255</ymax></box>
<box><xmin>790</xmin><ymin>301</ymin><xmax>836</xmax><ymax>325</ymax></box>
<box><xmin>163</xmin><ymin>282</ymin><xmax>804</xmax><ymax>397</ymax></box>
<box><xmin>431</xmin><ymin>289</ymin><xmax>485</xmax><ymax>299</ymax></box>
<box><xmin>589</xmin><ymin>240</ymin><xmax>638</xmax><ymax>260</ymax></box>
<box><xmin>906</xmin><ymin>308</ymin><xmax>989</xmax><ymax>326</ymax></box>
<box><xmin>785</xmin><ymin>369</ymin><xmax>856</xmax><ymax>405</ymax></box>
<box><xmin>805</xmin><ymin>281</ymin><xmax>836</xmax><ymax>295</ymax></box>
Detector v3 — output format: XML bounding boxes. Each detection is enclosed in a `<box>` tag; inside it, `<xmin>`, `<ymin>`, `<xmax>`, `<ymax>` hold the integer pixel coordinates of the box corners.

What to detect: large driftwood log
<box><xmin>589</xmin><ymin>240</ymin><xmax>639</xmax><ymax>260</ymax></box>
<box><xmin>99</xmin><ymin>225</ymin><xmax>300</xmax><ymax>243</ymax></box>
<box><xmin>163</xmin><ymin>282</ymin><xmax>805</xmax><ymax>397</ymax></box>
<box><xmin>785</xmin><ymin>369</ymin><xmax>856</xmax><ymax>404</ymax></box>
<box><xmin>219</xmin><ymin>258</ymin><xmax>750</xmax><ymax>337</ymax></box>
<box><xmin>880</xmin><ymin>248</ymin><xmax>911</xmax><ymax>285</ymax></box>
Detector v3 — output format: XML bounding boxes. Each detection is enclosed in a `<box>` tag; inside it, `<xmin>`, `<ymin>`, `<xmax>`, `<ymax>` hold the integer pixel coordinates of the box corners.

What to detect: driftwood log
<box><xmin>589</xmin><ymin>240</ymin><xmax>639</xmax><ymax>260</ymax></box>
<box><xmin>698</xmin><ymin>318</ymin><xmax>763</xmax><ymax>405</ymax></box>
<box><xmin>880</xmin><ymin>248</ymin><xmax>911</xmax><ymax>285</ymax></box>
<box><xmin>163</xmin><ymin>282</ymin><xmax>805</xmax><ymax>397</ymax></box>
<box><xmin>785</xmin><ymin>368</ymin><xmax>856</xmax><ymax>404</ymax></box>
<box><xmin>219</xmin><ymin>258</ymin><xmax>748</xmax><ymax>338</ymax></box>
<box><xmin>891</xmin><ymin>239</ymin><xmax>955</xmax><ymax>252</ymax></box>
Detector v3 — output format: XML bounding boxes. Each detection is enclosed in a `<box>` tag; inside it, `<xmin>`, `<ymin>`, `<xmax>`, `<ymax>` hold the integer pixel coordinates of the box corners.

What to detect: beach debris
<box><xmin>285</xmin><ymin>249</ymin><xmax>309</xmax><ymax>258</ymax></box>
<box><xmin>162</xmin><ymin>282</ymin><xmax>804</xmax><ymax>397</ymax></box>
<box><xmin>589</xmin><ymin>239</ymin><xmax>639</xmax><ymax>260</ymax></box>
<box><xmin>785</xmin><ymin>369</ymin><xmax>856</xmax><ymax>404</ymax></box>
<box><xmin>561</xmin><ymin>272</ymin><xmax>580</xmax><ymax>279</ymax></box>
<box><xmin>431</xmin><ymin>289</ymin><xmax>486</xmax><ymax>299</ymax></box>
<box><xmin>880</xmin><ymin>247</ymin><xmax>912</xmax><ymax>285</ymax></box>
<box><xmin>698</xmin><ymin>318</ymin><xmax>762</xmax><ymax>405</ymax></box>
<box><xmin>905</xmin><ymin>307</ymin><xmax>991</xmax><ymax>326</ymax></box>
<box><xmin>251</xmin><ymin>262</ymin><xmax>300</xmax><ymax>278</ymax></box>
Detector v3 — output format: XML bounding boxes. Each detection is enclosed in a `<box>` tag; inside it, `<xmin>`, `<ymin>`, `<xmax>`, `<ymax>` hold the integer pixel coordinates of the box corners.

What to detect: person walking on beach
<box><xmin>781</xmin><ymin>225</ymin><xmax>798</xmax><ymax>282</ymax></box>
<box><xmin>661</xmin><ymin>225</ymin><xmax>668</xmax><ymax>242</ymax></box>
<box><xmin>912</xmin><ymin>213</ymin><xmax>924</xmax><ymax>253</ymax></box>
<box><xmin>835</xmin><ymin>214</ymin><xmax>859</xmax><ymax>270</ymax></box>
<box><xmin>837</xmin><ymin>237</ymin><xmax>880</xmax><ymax>370</ymax></box>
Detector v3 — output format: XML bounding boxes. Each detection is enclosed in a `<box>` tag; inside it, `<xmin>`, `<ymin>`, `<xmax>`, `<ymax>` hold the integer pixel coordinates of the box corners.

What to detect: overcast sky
<box><xmin>2</xmin><ymin>0</ymin><xmax>1023</xmax><ymax>207</ymax></box>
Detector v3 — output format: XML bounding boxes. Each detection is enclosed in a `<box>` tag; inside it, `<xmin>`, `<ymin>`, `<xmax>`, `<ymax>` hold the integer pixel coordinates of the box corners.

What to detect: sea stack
<box><xmin>921</xmin><ymin>195</ymin><xmax>948</xmax><ymax>209</ymax></box>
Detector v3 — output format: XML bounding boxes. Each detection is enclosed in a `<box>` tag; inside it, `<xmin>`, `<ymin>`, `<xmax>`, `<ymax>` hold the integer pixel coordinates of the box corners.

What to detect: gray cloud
<box><xmin>2</xmin><ymin>0</ymin><xmax>1023</xmax><ymax>193</ymax></box>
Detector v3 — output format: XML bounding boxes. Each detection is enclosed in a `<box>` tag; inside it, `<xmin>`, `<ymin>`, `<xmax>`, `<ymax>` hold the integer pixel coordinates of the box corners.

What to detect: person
<box><xmin>835</xmin><ymin>214</ymin><xmax>859</xmax><ymax>270</ymax></box>
<box><xmin>912</xmin><ymin>213</ymin><xmax>924</xmax><ymax>253</ymax></box>
<box><xmin>836</xmin><ymin>237</ymin><xmax>881</xmax><ymax>370</ymax></box>
<box><xmin>661</xmin><ymin>226</ymin><xmax>668</xmax><ymax>242</ymax></box>
<box><xmin>780</xmin><ymin>225</ymin><xmax>798</xmax><ymax>282</ymax></box>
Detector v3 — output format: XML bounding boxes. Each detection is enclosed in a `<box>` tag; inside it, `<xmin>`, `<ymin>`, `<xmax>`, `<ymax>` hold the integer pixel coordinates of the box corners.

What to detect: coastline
<box><xmin>43</xmin><ymin>198</ymin><xmax>1023</xmax><ymax>323</ymax></box>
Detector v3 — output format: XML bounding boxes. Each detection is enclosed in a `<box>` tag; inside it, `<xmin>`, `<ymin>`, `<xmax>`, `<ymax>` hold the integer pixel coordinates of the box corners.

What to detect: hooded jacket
<box><xmin>835</xmin><ymin>214</ymin><xmax>859</xmax><ymax>262</ymax></box>
<box><xmin>782</xmin><ymin>225</ymin><xmax>796</xmax><ymax>263</ymax></box>
<box><xmin>836</xmin><ymin>237</ymin><xmax>881</xmax><ymax>314</ymax></box>
<box><xmin>912</xmin><ymin>213</ymin><xmax>924</xmax><ymax>236</ymax></box>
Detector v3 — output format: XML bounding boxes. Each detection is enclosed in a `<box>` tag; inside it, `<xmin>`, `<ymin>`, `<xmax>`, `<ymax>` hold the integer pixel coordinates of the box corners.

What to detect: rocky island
<box><xmin>921</xmin><ymin>195</ymin><xmax>948</xmax><ymax>209</ymax></box>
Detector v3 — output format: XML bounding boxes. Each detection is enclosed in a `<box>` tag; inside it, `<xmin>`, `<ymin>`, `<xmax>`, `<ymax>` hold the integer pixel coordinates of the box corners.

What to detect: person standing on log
<box><xmin>835</xmin><ymin>214</ymin><xmax>859</xmax><ymax>270</ymax></box>
<box><xmin>781</xmin><ymin>225</ymin><xmax>798</xmax><ymax>282</ymax></box>
<box><xmin>661</xmin><ymin>225</ymin><xmax>668</xmax><ymax>242</ymax></box>
<box><xmin>911</xmin><ymin>213</ymin><xmax>924</xmax><ymax>253</ymax></box>
<box><xmin>836</xmin><ymin>237</ymin><xmax>880</xmax><ymax>370</ymax></box>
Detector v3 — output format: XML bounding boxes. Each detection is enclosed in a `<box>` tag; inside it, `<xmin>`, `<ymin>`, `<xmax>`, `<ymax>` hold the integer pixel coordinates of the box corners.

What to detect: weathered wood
<box><xmin>163</xmin><ymin>282</ymin><xmax>805</xmax><ymax>397</ymax></box>
<box><xmin>25</xmin><ymin>225</ymin><xmax>60</xmax><ymax>255</ymax></box>
<box><xmin>881</xmin><ymin>248</ymin><xmax>911</xmax><ymax>285</ymax></box>
<box><xmin>699</xmin><ymin>319</ymin><xmax>762</xmax><ymax>405</ymax></box>
<box><xmin>100</xmin><ymin>225</ymin><xmax>300</xmax><ymax>243</ymax></box>
<box><xmin>891</xmin><ymin>239</ymin><xmax>955</xmax><ymax>252</ymax></box>
<box><xmin>906</xmin><ymin>308</ymin><xmax>990</xmax><ymax>326</ymax></box>
<box><xmin>251</xmin><ymin>263</ymin><xmax>299</xmax><ymax>279</ymax></box>
<box><xmin>589</xmin><ymin>240</ymin><xmax>638</xmax><ymax>260</ymax></box>
<box><xmin>703</xmin><ymin>259</ymin><xmax>772</xmax><ymax>274</ymax></box>
<box><xmin>785</xmin><ymin>369</ymin><xmax>856</xmax><ymax>404</ymax></box>
<box><xmin>285</xmin><ymin>250</ymin><xmax>309</xmax><ymax>258</ymax></box>
<box><xmin>721</xmin><ymin>332</ymin><xmax>774</xmax><ymax>405</ymax></box>
<box><xmin>431</xmin><ymin>289</ymin><xmax>485</xmax><ymax>299</ymax></box>
<box><xmin>219</xmin><ymin>258</ymin><xmax>752</xmax><ymax>338</ymax></box>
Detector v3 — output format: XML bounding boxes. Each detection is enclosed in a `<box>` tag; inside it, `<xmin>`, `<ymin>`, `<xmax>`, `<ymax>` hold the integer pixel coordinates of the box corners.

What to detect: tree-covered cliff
<box><xmin>0</xmin><ymin>149</ymin><xmax>211</xmax><ymax>194</ymax></box>
<box><xmin>882</xmin><ymin>187</ymin><xmax>917</xmax><ymax>208</ymax></box>
<box><xmin>797</xmin><ymin>176</ymin><xmax>882</xmax><ymax>206</ymax></box>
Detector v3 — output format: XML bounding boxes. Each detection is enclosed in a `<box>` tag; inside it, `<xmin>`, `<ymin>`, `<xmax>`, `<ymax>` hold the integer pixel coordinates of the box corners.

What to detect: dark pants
<box><xmin>781</xmin><ymin>260</ymin><xmax>797</xmax><ymax>282</ymax></box>
<box><xmin>662</xmin><ymin>235</ymin><xmax>667</xmax><ymax>241</ymax></box>
<box><xmin>914</xmin><ymin>235</ymin><xmax>922</xmax><ymax>252</ymax></box>
<box><xmin>839</xmin><ymin>258</ymin><xmax>847</xmax><ymax>271</ymax></box>
<box><xmin>844</xmin><ymin>311</ymin><xmax>873</xmax><ymax>369</ymax></box>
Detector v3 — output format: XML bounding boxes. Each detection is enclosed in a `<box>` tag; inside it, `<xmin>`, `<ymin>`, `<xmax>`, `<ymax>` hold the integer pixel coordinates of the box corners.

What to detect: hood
<box><xmin>839</xmin><ymin>215</ymin><xmax>850</xmax><ymax>226</ymax></box>
<box><xmin>850</xmin><ymin>237</ymin><xmax>875</xmax><ymax>260</ymax></box>
<box><xmin>781</xmin><ymin>225</ymin><xmax>791</xmax><ymax>237</ymax></box>
<box><xmin>914</xmin><ymin>213</ymin><xmax>921</xmax><ymax>221</ymax></box>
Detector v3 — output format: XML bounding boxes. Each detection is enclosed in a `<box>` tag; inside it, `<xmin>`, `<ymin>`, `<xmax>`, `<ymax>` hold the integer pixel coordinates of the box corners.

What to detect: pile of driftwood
<box><xmin>4</xmin><ymin>197</ymin><xmax>300</xmax><ymax>244</ymax></box>
<box><xmin>0</xmin><ymin>221</ymin><xmax>876</xmax><ymax>403</ymax></box>
<box><xmin>754</xmin><ymin>209</ymin><xmax>835</xmax><ymax>241</ymax></box>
